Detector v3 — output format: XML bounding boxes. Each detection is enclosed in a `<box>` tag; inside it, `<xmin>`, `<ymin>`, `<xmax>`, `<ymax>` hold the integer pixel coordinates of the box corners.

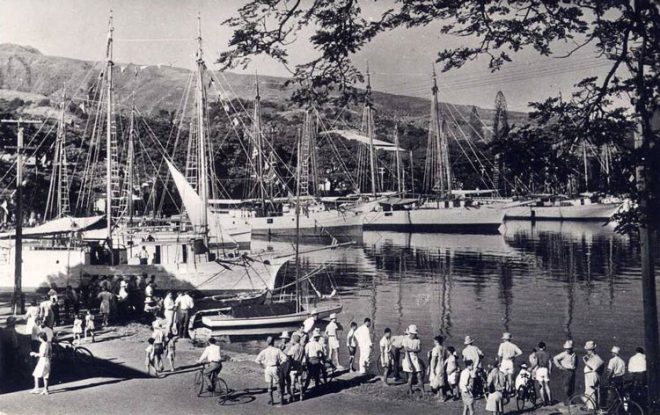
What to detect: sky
<box><xmin>0</xmin><ymin>0</ymin><xmax>614</xmax><ymax>112</ymax></box>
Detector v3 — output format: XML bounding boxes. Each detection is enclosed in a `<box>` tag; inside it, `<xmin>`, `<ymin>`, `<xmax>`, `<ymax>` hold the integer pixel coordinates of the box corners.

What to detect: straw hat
<box><xmin>464</xmin><ymin>336</ymin><xmax>474</xmax><ymax>345</ymax></box>
<box><xmin>280</xmin><ymin>331</ymin><xmax>290</xmax><ymax>340</ymax></box>
<box><xmin>563</xmin><ymin>340</ymin><xmax>573</xmax><ymax>349</ymax></box>
<box><xmin>407</xmin><ymin>324</ymin><xmax>419</xmax><ymax>335</ymax></box>
<box><xmin>502</xmin><ymin>332</ymin><xmax>512</xmax><ymax>341</ymax></box>
<box><xmin>611</xmin><ymin>346</ymin><xmax>620</xmax><ymax>354</ymax></box>
<box><xmin>520</xmin><ymin>363</ymin><xmax>528</xmax><ymax>369</ymax></box>
<box><xmin>584</xmin><ymin>341</ymin><xmax>597</xmax><ymax>351</ymax></box>
<box><xmin>312</xmin><ymin>328</ymin><xmax>322</xmax><ymax>338</ymax></box>
<box><xmin>329</xmin><ymin>313</ymin><xmax>337</xmax><ymax>320</ymax></box>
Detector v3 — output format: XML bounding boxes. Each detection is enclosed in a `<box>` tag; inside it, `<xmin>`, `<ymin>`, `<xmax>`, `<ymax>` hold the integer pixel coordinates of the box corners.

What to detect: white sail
<box><xmin>165</xmin><ymin>159</ymin><xmax>234</xmax><ymax>245</ymax></box>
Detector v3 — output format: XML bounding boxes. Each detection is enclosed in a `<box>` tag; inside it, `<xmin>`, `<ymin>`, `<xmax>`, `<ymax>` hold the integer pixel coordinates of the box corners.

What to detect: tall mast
<box><xmin>105</xmin><ymin>11</ymin><xmax>114</xmax><ymax>254</ymax></box>
<box><xmin>253</xmin><ymin>73</ymin><xmax>266</xmax><ymax>212</ymax></box>
<box><xmin>394</xmin><ymin>122</ymin><xmax>402</xmax><ymax>194</ymax></box>
<box><xmin>127</xmin><ymin>95</ymin><xmax>135</xmax><ymax>225</ymax></box>
<box><xmin>366</xmin><ymin>64</ymin><xmax>376</xmax><ymax>196</ymax></box>
<box><xmin>431</xmin><ymin>67</ymin><xmax>451</xmax><ymax>196</ymax></box>
<box><xmin>45</xmin><ymin>87</ymin><xmax>70</xmax><ymax>220</ymax></box>
<box><xmin>294</xmin><ymin>127</ymin><xmax>302</xmax><ymax>313</ymax></box>
<box><xmin>195</xmin><ymin>14</ymin><xmax>208</xmax><ymax>235</ymax></box>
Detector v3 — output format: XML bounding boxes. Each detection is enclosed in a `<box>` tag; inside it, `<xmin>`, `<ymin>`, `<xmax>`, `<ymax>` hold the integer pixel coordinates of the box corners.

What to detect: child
<box><xmin>84</xmin><ymin>310</ymin><xmax>96</xmax><ymax>342</ymax></box>
<box><xmin>145</xmin><ymin>338</ymin><xmax>157</xmax><ymax>375</ymax></box>
<box><xmin>515</xmin><ymin>362</ymin><xmax>532</xmax><ymax>391</ymax></box>
<box><xmin>379</xmin><ymin>328</ymin><xmax>392</xmax><ymax>384</ymax></box>
<box><xmin>72</xmin><ymin>314</ymin><xmax>83</xmax><ymax>345</ymax></box>
<box><xmin>165</xmin><ymin>333</ymin><xmax>178</xmax><ymax>372</ymax></box>
<box><xmin>346</xmin><ymin>321</ymin><xmax>358</xmax><ymax>372</ymax></box>
<box><xmin>445</xmin><ymin>346</ymin><xmax>460</xmax><ymax>400</ymax></box>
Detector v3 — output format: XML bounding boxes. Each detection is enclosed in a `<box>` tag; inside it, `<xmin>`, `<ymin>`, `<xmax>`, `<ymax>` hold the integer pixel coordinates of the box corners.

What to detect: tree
<box><xmin>218</xmin><ymin>1</ymin><xmax>660</xmax><ymax>407</ymax></box>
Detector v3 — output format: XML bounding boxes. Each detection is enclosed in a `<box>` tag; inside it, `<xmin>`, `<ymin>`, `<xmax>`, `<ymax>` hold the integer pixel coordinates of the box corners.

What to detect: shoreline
<box><xmin>0</xmin><ymin>319</ymin><xmax>569</xmax><ymax>415</ymax></box>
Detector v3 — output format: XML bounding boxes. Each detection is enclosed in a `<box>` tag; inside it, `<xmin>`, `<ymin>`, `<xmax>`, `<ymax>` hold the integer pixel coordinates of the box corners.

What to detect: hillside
<box><xmin>0</xmin><ymin>43</ymin><xmax>528</xmax><ymax>131</ymax></box>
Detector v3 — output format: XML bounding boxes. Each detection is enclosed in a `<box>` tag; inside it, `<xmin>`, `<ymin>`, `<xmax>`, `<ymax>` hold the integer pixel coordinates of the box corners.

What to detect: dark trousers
<box><xmin>178</xmin><ymin>309</ymin><xmax>191</xmax><ymax>338</ymax></box>
<box><xmin>391</xmin><ymin>348</ymin><xmax>402</xmax><ymax>379</ymax></box>
<box><xmin>303</xmin><ymin>362</ymin><xmax>322</xmax><ymax>391</ymax></box>
<box><xmin>278</xmin><ymin>360</ymin><xmax>292</xmax><ymax>395</ymax></box>
<box><xmin>564</xmin><ymin>369</ymin><xmax>576</xmax><ymax>399</ymax></box>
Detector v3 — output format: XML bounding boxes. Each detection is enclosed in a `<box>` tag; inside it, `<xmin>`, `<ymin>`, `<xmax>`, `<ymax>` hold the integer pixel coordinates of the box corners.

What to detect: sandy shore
<box><xmin>0</xmin><ymin>319</ymin><xmax>573</xmax><ymax>415</ymax></box>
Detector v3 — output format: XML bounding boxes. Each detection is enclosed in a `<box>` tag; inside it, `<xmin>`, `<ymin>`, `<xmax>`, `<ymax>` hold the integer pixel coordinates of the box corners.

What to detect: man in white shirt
<box><xmin>197</xmin><ymin>338</ymin><xmax>223</xmax><ymax>391</ymax></box>
<box><xmin>582</xmin><ymin>341</ymin><xmax>604</xmax><ymax>410</ymax></box>
<box><xmin>628</xmin><ymin>347</ymin><xmax>646</xmax><ymax>387</ymax></box>
<box><xmin>324</xmin><ymin>313</ymin><xmax>342</xmax><ymax>370</ymax></box>
<box><xmin>256</xmin><ymin>336</ymin><xmax>288</xmax><ymax>406</ymax></box>
<box><xmin>460</xmin><ymin>359</ymin><xmax>475</xmax><ymax>415</ymax></box>
<box><xmin>303</xmin><ymin>309</ymin><xmax>317</xmax><ymax>334</ymax></box>
<box><xmin>354</xmin><ymin>318</ymin><xmax>373</xmax><ymax>374</ymax></box>
<box><xmin>497</xmin><ymin>332</ymin><xmax>523</xmax><ymax>394</ymax></box>
<box><xmin>175</xmin><ymin>291</ymin><xmax>195</xmax><ymax>338</ymax></box>
<box><xmin>303</xmin><ymin>329</ymin><xmax>325</xmax><ymax>396</ymax></box>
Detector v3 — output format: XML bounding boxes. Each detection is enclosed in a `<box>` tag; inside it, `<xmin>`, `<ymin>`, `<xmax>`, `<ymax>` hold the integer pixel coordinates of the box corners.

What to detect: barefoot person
<box><xmin>402</xmin><ymin>324</ymin><xmax>425</xmax><ymax>394</ymax></box>
<box><xmin>30</xmin><ymin>332</ymin><xmax>52</xmax><ymax>395</ymax></box>
<box><xmin>429</xmin><ymin>335</ymin><xmax>448</xmax><ymax>397</ymax></box>
<box><xmin>497</xmin><ymin>332</ymin><xmax>522</xmax><ymax>394</ymax></box>
<box><xmin>533</xmin><ymin>341</ymin><xmax>552</xmax><ymax>406</ymax></box>
<box><xmin>256</xmin><ymin>335</ymin><xmax>288</xmax><ymax>406</ymax></box>
<box><xmin>379</xmin><ymin>328</ymin><xmax>393</xmax><ymax>384</ymax></box>
<box><xmin>460</xmin><ymin>359</ymin><xmax>476</xmax><ymax>415</ymax></box>
<box><xmin>346</xmin><ymin>321</ymin><xmax>358</xmax><ymax>372</ymax></box>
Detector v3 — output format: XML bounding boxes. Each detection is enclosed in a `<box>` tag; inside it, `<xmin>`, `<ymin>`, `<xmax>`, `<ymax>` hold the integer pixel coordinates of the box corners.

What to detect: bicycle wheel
<box><xmin>528</xmin><ymin>384</ymin><xmax>538</xmax><ymax>408</ymax></box>
<box><xmin>516</xmin><ymin>386</ymin><xmax>526</xmax><ymax>411</ymax></box>
<box><xmin>194</xmin><ymin>370</ymin><xmax>205</xmax><ymax>397</ymax></box>
<box><xmin>567</xmin><ymin>393</ymin><xmax>598</xmax><ymax>415</ymax></box>
<box><xmin>614</xmin><ymin>400</ymin><xmax>644</xmax><ymax>415</ymax></box>
<box><xmin>215</xmin><ymin>378</ymin><xmax>229</xmax><ymax>405</ymax></box>
<box><xmin>74</xmin><ymin>347</ymin><xmax>95</xmax><ymax>365</ymax></box>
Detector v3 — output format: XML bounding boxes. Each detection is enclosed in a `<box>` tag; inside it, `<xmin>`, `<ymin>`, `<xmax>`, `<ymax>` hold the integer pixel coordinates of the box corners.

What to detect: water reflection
<box><xmin>244</xmin><ymin>221</ymin><xmax>656</xmax><ymax>400</ymax></box>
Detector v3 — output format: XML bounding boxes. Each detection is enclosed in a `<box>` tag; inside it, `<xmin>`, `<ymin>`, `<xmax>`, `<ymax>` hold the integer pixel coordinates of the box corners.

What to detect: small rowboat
<box><xmin>193</xmin><ymin>302</ymin><xmax>342</xmax><ymax>336</ymax></box>
<box><xmin>194</xmin><ymin>289</ymin><xmax>269</xmax><ymax>311</ymax></box>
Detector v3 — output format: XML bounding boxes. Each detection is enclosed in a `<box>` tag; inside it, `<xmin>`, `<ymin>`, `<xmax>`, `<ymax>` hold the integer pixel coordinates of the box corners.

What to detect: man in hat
<box><xmin>303</xmin><ymin>328</ymin><xmax>325</xmax><ymax>397</ymax></box>
<box><xmin>278</xmin><ymin>331</ymin><xmax>290</xmax><ymax>351</ymax></box>
<box><xmin>402</xmin><ymin>324</ymin><xmax>425</xmax><ymax>394</ymax></box>
<box><xmin>324</xmin><ymin>313</ymin><xmax>342</xmax><ymax>370</ymax></box>
<box><xmin>606</xmin><ymin>346</ymin><xmax>626</xmax><ymax>402</ymax></box>
<box><xmin>354</xmin><ymin>318</ymin><xmax>373</xmax><ymax>374</ymax></box>
<box><xmin>553</xmin><ymin>340</ymin><xmax>578</xmax><ymax>399</ymax></box>
<box><xmin>497</xmin><ymin>332</ymin><xmax>522</xmax><ymax>394</ymax></box>
<box><xmin>462</xmin><ymin>336</ymin><xmax>485</xmax><ymax>397</ymax></box>
<box><xmin>286</xmin><ymin>333</ymin><xmax>305</xmax><ymax>401</ymax></box>
<box><xmin>582</xmin><ymin>341</ymin><xmax>604</xmax><ymax>409</ymax></box>
<box><xmin>256</xmin><ymin>335</ymin><xmax>288</xmax><ymax>406</ymax></box>
<box><xmin>303</xmin><ymin>309</ymin><xmax>318</xmax><ymax>334</ymax></box>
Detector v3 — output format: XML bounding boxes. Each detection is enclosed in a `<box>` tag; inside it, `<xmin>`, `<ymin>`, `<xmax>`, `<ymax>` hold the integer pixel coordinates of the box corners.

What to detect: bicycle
<box><xmin>515</xmin><ymin>377</ymin><xmax>538</xmax><ymax>411</ymax></box>
<box><xmin>193</xmin><ymin>363</ymin><xmax>229</xmax><ymax>405</ymax></box>
<box><xmin>52</xmin><ymin>339</ymin><xmax>95</xmax><ymax>365</ymax></box>
<box><xmin>567</xmin><ymin>384</ymin><xmax>644</xmax><ymax>414</ymax></box>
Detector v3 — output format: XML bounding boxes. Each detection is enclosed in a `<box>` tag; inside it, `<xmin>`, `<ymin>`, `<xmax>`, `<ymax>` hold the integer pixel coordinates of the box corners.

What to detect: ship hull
<box><xmin>0</xmin><ymin>242</ymin><xmax>288</xmax><ymax>293</ymax></box>
<box><xmin>504</xmin><ymin>203</ymin><xmax>619</xmax><ymax>221</ymax></box>
<box><xmin>363</xmin><ymin>205</ymin><xmax>504</xmax><ymax>234</ymax></box>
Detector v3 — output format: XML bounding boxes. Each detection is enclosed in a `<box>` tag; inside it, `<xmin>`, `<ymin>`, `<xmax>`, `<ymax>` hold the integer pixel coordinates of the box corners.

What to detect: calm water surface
<box><xmin>252</xmin><ymin>220</ymin><xmax>659</xmax><ymax>383</ymax></box>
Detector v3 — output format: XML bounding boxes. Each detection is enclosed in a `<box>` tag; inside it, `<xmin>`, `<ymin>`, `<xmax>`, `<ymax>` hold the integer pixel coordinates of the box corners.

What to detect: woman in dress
<box><xmin>84</xmin><ymin>310</ymin><xmax>96</xmax><ymax>342</ymax></box>
<box><xmin>24</xmin><ymin>299</ymin><xmax>41</xmax><ymax>349</ymax></box>
<box><xmin>72</xmin><ymin>314</ymin><xmax>83</xmax><ymax>345</ymax></box>
<box><xmin>429</xmin><ymin>335</ymin><xmax>448</xmax><ymax>398</ymax></box>
<box><xmin>97</xmin><ymin>286</ymin><xmax>114</xmax><ymax>327</ymax></box>
<box><xmin>30</xmin><ymin>332</ymin><xmax>52</xmax><ymax>395</ymax></box>
<box><xmin>402</xmin><ymin>324</ymin><xmax>426</xmax><ymax>394</ymax></box>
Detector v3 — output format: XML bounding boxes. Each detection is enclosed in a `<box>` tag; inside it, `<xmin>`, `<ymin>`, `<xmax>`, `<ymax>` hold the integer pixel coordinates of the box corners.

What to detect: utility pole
<box><xmin>1</xmin><ymin>117</ymin><xmax>41</xmax><ymax>315</ymax></box>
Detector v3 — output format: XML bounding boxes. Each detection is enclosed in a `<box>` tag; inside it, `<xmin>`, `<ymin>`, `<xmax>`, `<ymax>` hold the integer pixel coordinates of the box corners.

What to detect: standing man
<box><xmin>582</xmin><ymin>341</ymin><xmax>604</xmax><ymax>409</ymax></box>
<box><xmin>163</xmin><ymin>291</ymin><xmax>176</xmax><ymax>335</ymax></box>
<box><xmin>390</xmin><ymin>330</ymin><xmax>406</xmax><ymax>381</ymax></box>
<box><xmin>303</xmin><ymin>329</ymin><xmax>325</xmax><ymax>397</ymax></box>
<box><xmin>553</xmin><ymin>340</ymin><xmax>578</xmax><ymax>400</ymax></box>
<box><xmin>354</xmin><ymin>317</ymin><xmax>373</xmax><ymax>374</ymax></box>
<box><xmin>324</xmin><ymin>313</ymin><xmax>342</xmax><ymax>370</ymax></box>
<box><xmin>303</xmin><ymin>309</ymin><xmax>317</xmax><ymax>334</ymax></box>
<box><xmin>462</xmin><ymin>336</ymin><xmax>484</xmax><ymax>395</ymax></box>
<box><xmin>256</xmin><ymin>336</ymin><xmax>288</xmax><ymax>406</ymax></box>
<box><xmin>175</xmin><ymin>291</ymin><xmax>194</xmax><ymax>338</ymax></box>
<box><xmin>628</xmin><ymin>347</ymin><xmax>646</xmax><ymax>387</ymax></box>
<box><xmin>497</xmin><ymin>332</ymin><xmax>522</xmax><ymax>394</ymax></box>
<box><xmin>533</xmin><ymin>341</ymin><xmax>552</xmax><ymax>406</ymax></box>
<box><xmin>606</xmin><ymin>346</ymin><xmax>626</xmax><ymax>392</ymax></box>
<box><xmin>39</xmin><ymin>295</ymin><xmax>54</xmax><ymax>329</ymax></box>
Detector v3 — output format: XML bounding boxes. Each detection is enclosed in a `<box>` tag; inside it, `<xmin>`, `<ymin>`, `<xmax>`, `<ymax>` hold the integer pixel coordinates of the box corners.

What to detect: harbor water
<box><xmin>252</xmin><ymin>220</ymin><xmax>659</xmax><ymax>398</ymax></box>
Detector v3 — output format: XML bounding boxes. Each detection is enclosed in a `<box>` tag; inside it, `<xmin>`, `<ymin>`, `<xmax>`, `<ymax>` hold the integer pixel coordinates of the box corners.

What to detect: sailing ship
<box><xmin>0</xmin><ymin>14</ymin><xmax>290</xmax><ymax>294</ymax></box>
<box><xmin>503</xmin><ymin>194</ymin><xmax>622</xmax><ymax>222</ymax></box>
<box><xmin>362</xmin><ymin>69</ymin><xmax>505</xmax><ymax>233</ymax></box>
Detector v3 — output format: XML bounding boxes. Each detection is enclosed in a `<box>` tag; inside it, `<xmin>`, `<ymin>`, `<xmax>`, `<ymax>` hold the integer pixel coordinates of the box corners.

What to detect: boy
<box><xmin>460</xmin><ymin>359</ymin><xmax>475</xmax><ymax>415</ymax></box>
<box><xmin>346</xmin><ymin>321</ymin><xmax>358</xmax><ymax>372</ymax></box>
<box><xmin>445</xmin><ymin>346</ymin><xmax>460</xmax><ymax>400</ymax></box>
<box><xmin>379</xmin><ymin>328</ymin><xmax>392</xmax><ymax>383</ymax></box>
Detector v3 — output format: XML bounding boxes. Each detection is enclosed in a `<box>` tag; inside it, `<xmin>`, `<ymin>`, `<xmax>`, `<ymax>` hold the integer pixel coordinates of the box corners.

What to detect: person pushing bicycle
<box><xmin>197</xmin><ymin>337</ymin><xmax>223</xmax><ymax>391</ymax></box>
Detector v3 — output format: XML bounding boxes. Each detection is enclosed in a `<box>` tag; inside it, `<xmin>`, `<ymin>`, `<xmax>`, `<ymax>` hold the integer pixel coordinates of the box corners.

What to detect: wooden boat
<box><xmin>193</xmin><ymin>302</ymin><xmax>342</xmax><ymax>336</ymax></box>
<box><xmin>193</xmin><ymin>289</ymin><xmax>269</xmax><ymax>311</ymax></box>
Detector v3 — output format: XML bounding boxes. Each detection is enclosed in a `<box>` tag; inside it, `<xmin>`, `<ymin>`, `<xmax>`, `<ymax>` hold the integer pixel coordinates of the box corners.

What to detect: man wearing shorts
<box><xmin>379</xmin><ymin>328</ymin><xmax>392</xmax><ymax>383</ymax></box>
<box><xmin>533</xmin><ymin>341</ymin><xmax>552</xmax><ymax>405</ymax></box>
<box><xmin>256</xmin><ymin>335</ymin><xmax>288</xmax><ymax>406</ymax></box>
<box><xmin>346</xmin><ymin>321</ymin><xmax>358</xmax><ymax>372</ymax></box>
<box><xmin>497</xmin><ymin>332</ymin><xmax>522</xmax><ymax>394</ymax></box>
<box><xmin>460</xmin><ymin>359</ymin><xmax>475</xmax><ymax>415</ymax></box>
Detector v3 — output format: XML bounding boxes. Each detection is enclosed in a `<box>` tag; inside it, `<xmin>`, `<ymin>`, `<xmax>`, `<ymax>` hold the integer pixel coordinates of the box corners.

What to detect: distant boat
<box><xmin>503</xmin><ymin>194</ymin><xmax>621</xmax><ymax>222</ymax></box>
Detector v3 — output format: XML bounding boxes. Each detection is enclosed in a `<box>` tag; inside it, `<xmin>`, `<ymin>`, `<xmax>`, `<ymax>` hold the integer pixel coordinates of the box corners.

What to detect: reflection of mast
<box><xmin>498</xmin><ymin>260</ymin><xmax>513</xmax><ymax>332</ymax></box>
